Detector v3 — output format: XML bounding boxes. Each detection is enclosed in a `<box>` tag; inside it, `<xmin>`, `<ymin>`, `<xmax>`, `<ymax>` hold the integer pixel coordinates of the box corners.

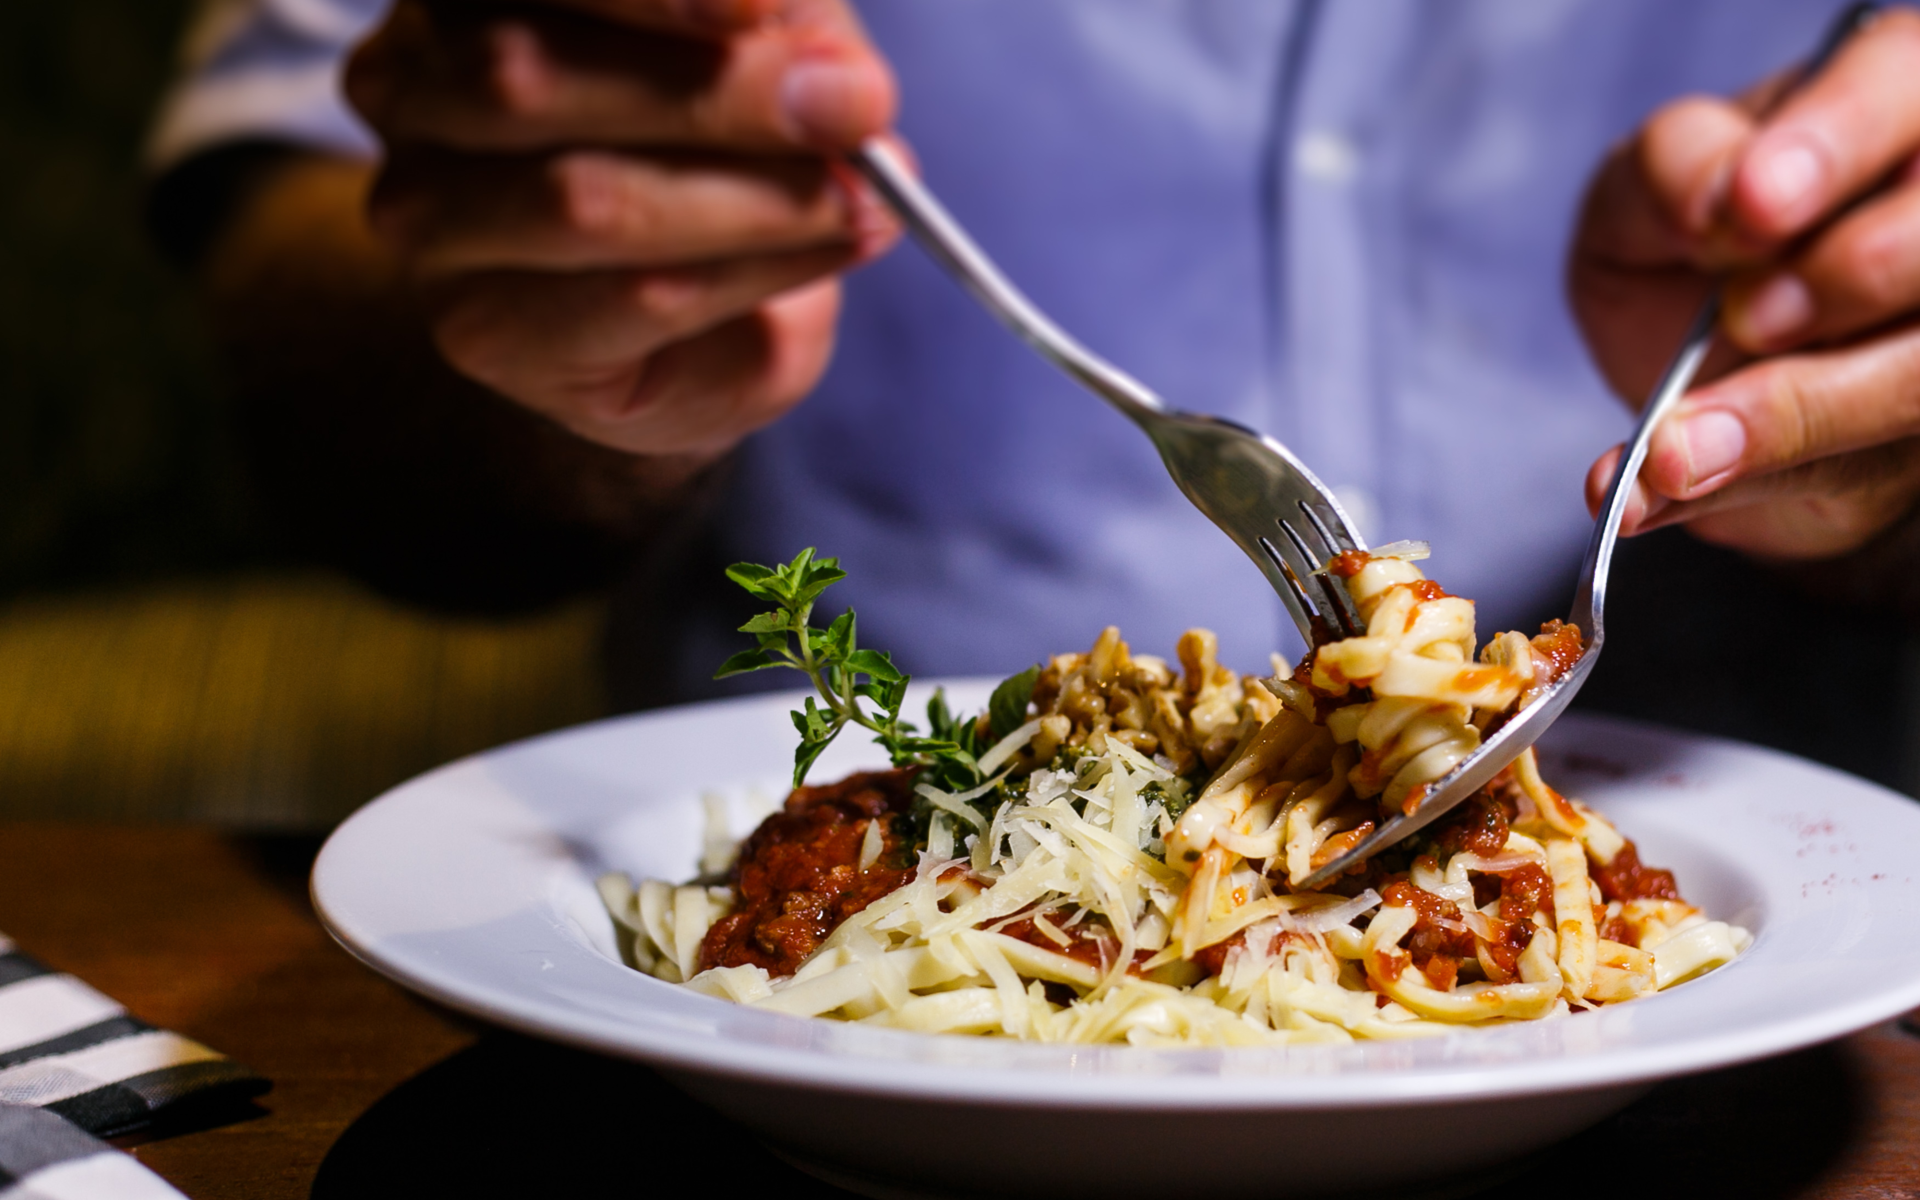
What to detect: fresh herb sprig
<box><xmin>716</xmin><ymin>549</ymin><xmax>1039</xmax><ymax>790</ymax></box>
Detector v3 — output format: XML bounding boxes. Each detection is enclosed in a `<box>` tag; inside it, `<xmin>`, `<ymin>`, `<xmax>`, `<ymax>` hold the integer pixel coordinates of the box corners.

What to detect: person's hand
<box><xmin>1569</xmin><ymin>8</ymin><xmax>1920</xmax><ymax>561</ymax></box>
<box><xmin>344</xmin><ymin>0</ymin><xmax>899</xmax><ymax>463</ymax></box>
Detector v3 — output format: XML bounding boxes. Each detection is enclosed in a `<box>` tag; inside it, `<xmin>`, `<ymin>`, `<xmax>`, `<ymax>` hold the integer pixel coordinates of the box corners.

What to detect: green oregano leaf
<box><xmin>988</xmin><ymin>665</ymin><xmax>1042</xmax><ymax>742</ymax></box>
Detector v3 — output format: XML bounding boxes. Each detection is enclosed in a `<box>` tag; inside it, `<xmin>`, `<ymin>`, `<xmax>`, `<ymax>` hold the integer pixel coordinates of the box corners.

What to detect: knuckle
<box><xmin>547</xmin><ymin>154</ymin><xmax>632</xmax><ymax>239</ymax></box>
<box><xmin>1831</xmin><ymin>223</ymin><xmax>1910</xmax><ymax>310</ymax></box>
<box><xmin>1753</xmin><ymin>360</ymin><xmax>1823</xmax><ymax>461</ymax></box>
<box><xmin>429</xmin><ymin>288</ymin><xmax>509</xmax><ymax>377</ymax></box>
<box><xmin>430</xmin><ymin>315</ymin><xmax>501</xmax><ymax>391</ymax></box>
<box><xmin>760</xmin><ymin>281</ymin><xmax>842</xmax><ymax>389</ymax></box>
<box><xmin>1642</xmin><ymin>96</ymin><xmax>1738</xmax><ymax>166</ymax></box>
<box><xmin>1645</xmin><ymin>95</ymin><xmax>1723</xmax><ymax>141</ymax></box>
<box><xmin>555</xmin><ymin>385</ymin><xmax>636</xmax><ymax>435</ymax></box>
<box><xmin>624</xmin><ymin>271</ymin><xmax>706</xmax><ymax>328</ymax></box>
<box><xmin>478</xmin><ymin>20</ymin><xmax>554</xmax><ymax>120</ymax></box>
<box><xmin>1637</xmin><ymin>96</ymin><xmax>1745</xmax><ymax>228</ymax></box>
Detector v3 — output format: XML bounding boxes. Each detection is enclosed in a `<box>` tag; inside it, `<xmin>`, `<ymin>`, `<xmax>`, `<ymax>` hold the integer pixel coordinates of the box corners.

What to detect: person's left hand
<box><xmin>1569</xmin><ymin>7</ymin><xmax>1920</xmax><ymax>561</ymax></box>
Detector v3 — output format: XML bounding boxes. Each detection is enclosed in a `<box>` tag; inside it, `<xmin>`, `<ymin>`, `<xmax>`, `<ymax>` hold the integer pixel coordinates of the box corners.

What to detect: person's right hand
<box><xmin>344</xmin><ymin>0</ymin><xmax>899</xmax><ymax>463</ymax></box>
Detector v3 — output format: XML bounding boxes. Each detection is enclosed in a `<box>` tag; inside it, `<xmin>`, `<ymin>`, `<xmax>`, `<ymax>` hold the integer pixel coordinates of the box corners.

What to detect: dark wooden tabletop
<box><xmin>0</xmin><ymin>822</ymin><xmax>1915</xmax><ymax>1199</ymax></box>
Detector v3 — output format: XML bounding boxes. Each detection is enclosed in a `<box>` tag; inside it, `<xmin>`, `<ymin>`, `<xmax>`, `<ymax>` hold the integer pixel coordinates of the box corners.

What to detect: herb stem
<box><xmin>788</xmin><ymin>597</ymin><xmax>888</xmax><ymax>748</ymax></box>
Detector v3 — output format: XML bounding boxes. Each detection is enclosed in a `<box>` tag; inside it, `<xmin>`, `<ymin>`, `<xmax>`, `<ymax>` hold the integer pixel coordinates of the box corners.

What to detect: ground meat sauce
<box><xmin>1482</xmin><ymin>864</ymin><xmax>1553</xmax><ymax>979</ymax></box>
<box><xmin>1430</xmin><ymin>795</ymin><xmax>1512</xmax><ymax>860</ymax></box>
<box><xmin>699</xmin><ymin>768</ymin><xmax>919</xmax><ymax>977</ymax></box>
<box><xmin>1364</xmin><ymin>839</ymin><xmax>1556</xmax><ymax>990</ymax></box>
<box><xmin>997</xmin><ymin>913</ymin><xmax>1156</xmax><ymax>976</ymax></box>
<box><xmin>1591</xmin><ymin>840</ymin><xmax>1681</xmax><ymax>903</ymax></box>
<box><xmin>1529</xmin><ymin>620</ymin><xmax>1586</xmax><ymax>686</ymax></box>
<box><xmin>1479</xmin><ymin>763</ymin><xmax>1529</xmax><ymax>815</ymax></box>
<box><xmin>1498</xmin><ymin>863</ymin><xmax>1554</xmax><ymax>923</ymax></box>
<box><xmin>1190</xmin><ymin>925</ymin><xmax>1323</xmax><ymax>978</ymax></box>
<box><xmin>1379</xmin><ymin>877</ymin><xmax>1478</xmax><ymax>990</ymax></box>
<box><xmin>1473</xmin><ymin>914</ymin><xmax>1536</xmax><ymax>982</ymax></box>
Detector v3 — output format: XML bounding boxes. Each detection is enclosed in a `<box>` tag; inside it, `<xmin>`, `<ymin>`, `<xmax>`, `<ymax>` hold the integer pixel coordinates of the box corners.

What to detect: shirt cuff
<box><xmin>146</xmin><ymin>60</ymin><xmax>377</xmax><ymax>171</ymax></box>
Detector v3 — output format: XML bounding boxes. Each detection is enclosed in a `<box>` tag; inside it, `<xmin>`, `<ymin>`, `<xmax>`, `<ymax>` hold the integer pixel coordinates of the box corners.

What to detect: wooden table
<box><xmin>1</xmin><ymin>823</ymin><xmax>1915</xmax><ymax>1198</ymax></box>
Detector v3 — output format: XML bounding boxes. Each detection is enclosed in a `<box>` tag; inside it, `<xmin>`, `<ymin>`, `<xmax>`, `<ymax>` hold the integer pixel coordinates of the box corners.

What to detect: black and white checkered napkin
<box><xmin>0</xmin><ymin>933</ymin><xmax>268</xmax><ymax>1198</ymax></box>
<box><xmin>0</xmin><ymin>1104</ymin><xmax>185</xmax><ymax>1199</ymax></box>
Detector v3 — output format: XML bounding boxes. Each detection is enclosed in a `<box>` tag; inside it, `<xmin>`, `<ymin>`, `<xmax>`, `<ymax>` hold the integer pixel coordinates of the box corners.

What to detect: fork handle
<box><xmin>849</xmin><ymin>140</ymin><xmax>1167</xmax><ymax>421</ymax></box>
<box><xmin>1573</xmin><ymin>299</ymin><xmax>1719</xmax><ymax>640</ymax></box>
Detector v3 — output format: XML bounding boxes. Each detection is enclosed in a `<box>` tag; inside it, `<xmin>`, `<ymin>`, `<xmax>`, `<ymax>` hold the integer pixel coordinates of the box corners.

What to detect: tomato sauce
<box><xmin>1598</xmin><ymin>909</ymin><xmax>1633</xmax><ymax>947</ymax></box>
<box><xmin>1590</xmin><ymin>840</ymin><xmax>1680</xmax><ymax>903</ymax></box>
<box><xmin>1327</xmin><ymin>550</ymin><xmax>1371</xmax><ymax>578</ymax></box>
<box><xmin>1190</xmin><ymin>936</ymin><xmax>1235</xmax><ymax>977</ymax></box>
<box><xmin>699</xmin><ymin>768</ymin><xmax>919</xmax><ymax>976</ymax></box>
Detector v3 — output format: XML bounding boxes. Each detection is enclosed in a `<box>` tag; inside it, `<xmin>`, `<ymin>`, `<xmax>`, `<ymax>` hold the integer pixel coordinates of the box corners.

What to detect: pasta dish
<box><xmin>600</xmin><ymin>547</ymin><xmax>1747</xmax><ymax>1045</ymax></box>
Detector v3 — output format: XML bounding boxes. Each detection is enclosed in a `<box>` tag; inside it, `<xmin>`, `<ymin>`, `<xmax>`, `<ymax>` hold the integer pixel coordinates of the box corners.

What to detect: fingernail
<box><xmin>1749</xmin><ymin>136</ymin><xmax>1825</xmax><ymax>224</ymax></box>
<box><xmin>780</xmin><ymin>55</ymin><xmax>873</xmax><ymax>146</ymax></box>
<box><xmin>1732</xmin><ymin>272</ymin><xmax>1813</xmax><ymax>347</ymax></box>
<box><xmin>1678</xmin><ymin>408</ymin><xmax>1746</xmax><ymax>491</ymax></box>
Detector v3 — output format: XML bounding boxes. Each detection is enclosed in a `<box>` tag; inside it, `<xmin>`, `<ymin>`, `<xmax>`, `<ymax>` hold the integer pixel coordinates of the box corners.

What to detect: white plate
<box><xmin>313</xmin><ymin>685</ymin><xmax>1920</xmax><ymax>1198</ymax></box>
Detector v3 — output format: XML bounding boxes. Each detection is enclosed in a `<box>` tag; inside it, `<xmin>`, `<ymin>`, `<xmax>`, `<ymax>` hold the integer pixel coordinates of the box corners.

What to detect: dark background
<box><xmin>1</xmin><ymin>0</ymin><xmax>272</xmax><ymax>597</ymax></box>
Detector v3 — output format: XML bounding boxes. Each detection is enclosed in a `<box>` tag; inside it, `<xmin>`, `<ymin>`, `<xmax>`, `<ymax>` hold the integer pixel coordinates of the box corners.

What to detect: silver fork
<box><xmin>850</xmin><ymin>140</ymin><xmax>1369</xmax><ymax>647</ymax></box>
<box><xmin>1296</xmin><ymin>1</ymin><xmax>1879</xmax><ymax>888</ymax></box>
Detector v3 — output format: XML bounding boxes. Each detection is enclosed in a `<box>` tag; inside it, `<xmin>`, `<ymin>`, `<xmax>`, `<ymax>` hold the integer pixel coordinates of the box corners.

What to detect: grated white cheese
<box><xmin>602</xmin><ymin>737</ymin><xmax>1748</xmax><ymax>1044</ymax></box>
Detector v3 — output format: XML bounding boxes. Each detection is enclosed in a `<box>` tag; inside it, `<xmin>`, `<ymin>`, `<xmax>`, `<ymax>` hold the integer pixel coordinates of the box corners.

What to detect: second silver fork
<box><xmin>1293</xmin><ymin>0</ymin><xmax>1880</xmax><ymax>887</ymax></box>
<box><xmin>851</xmin><ymin>140</ymin><xmax>1369</xmax><ymax>646</ymax></box>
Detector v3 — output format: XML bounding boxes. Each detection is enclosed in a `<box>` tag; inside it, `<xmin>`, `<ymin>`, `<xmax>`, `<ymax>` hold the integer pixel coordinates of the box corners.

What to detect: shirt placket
<box><xmin>1270</xmin><ymin>1</ymin><xmax>1422</xmax><ymax>566</ymax></box>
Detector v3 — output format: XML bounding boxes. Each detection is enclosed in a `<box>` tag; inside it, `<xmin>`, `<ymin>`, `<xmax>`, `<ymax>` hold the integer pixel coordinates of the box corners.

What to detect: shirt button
<box><xmin>1294</xmin><ymin>131</ymin><xmax>1358</xmax><ymax>183</ymax></box>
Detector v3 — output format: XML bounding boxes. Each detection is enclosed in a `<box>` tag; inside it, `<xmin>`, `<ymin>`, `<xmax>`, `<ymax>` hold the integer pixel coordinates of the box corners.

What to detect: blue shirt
<box><xmin>153</xmin><ymin>0</ymin><xmax>1844</xmax><ymax>693</ymax></box>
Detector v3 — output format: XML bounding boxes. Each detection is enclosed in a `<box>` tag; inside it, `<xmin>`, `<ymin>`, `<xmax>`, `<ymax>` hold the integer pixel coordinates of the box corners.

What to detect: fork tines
<box><xmin>1259</xmin><ymin>501</ymin><xmax>1367</xmax><ymax>645</ymax></box>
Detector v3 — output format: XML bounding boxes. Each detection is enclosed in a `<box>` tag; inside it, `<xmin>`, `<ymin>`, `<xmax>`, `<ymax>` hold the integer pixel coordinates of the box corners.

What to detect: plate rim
<box><xmin>312</xmin><ymin>692</ymin><xmax>1920</xmax><ymax>1110</ymax></box>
